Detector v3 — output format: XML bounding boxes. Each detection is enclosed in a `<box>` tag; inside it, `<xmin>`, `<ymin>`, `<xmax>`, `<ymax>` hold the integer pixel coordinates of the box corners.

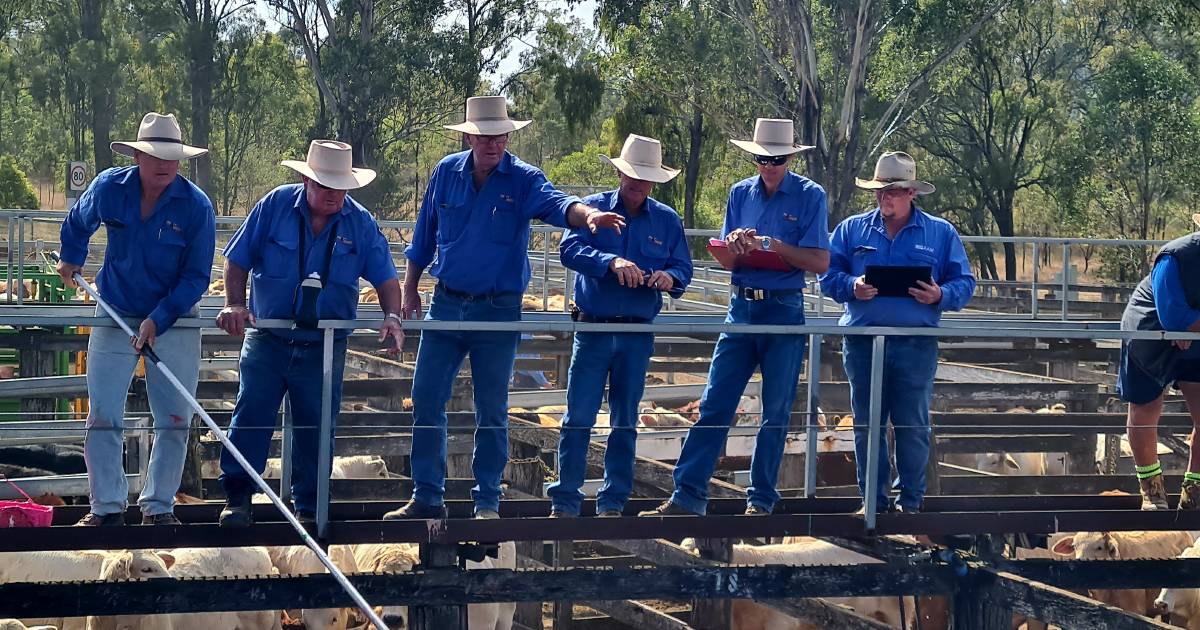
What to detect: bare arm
<box><xmin>215</xmin><ymin>260</ymin><xmax>255</xmax><ymax>336</ymax></box>
<box><xmin>401</xmin><ymin>258</ymin><xmax>426</xmax><ymax>319</ymax></box>
<box><xmin>376</xmin><ymin>278</ymin><xmax>402</xmax><ymax>317</ymax></box>
<box><xmin>772</xmin><ymin>239</ymin><xmax>830</xmax><ymax>274</ymax></box>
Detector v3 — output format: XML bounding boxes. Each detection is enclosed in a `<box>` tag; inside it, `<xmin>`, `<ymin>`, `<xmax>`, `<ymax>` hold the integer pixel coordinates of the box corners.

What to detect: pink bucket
<box><xmin>0</xmin><ymin>474</ymin><xmax>54</xmax><ymax>527</ymax></box>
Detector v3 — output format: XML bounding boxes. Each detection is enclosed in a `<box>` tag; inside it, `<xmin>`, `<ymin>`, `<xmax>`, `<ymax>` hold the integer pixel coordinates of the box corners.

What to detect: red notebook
<box><xmin>706</xmin><ymin>238</ymin><xmax>791</xmax><ymax>272</ymax></box>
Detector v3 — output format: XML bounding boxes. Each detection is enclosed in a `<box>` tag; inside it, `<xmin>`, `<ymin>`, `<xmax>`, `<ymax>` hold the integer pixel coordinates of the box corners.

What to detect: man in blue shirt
<box><xmin>1118</xmin><ymin>215</ymin><xmax>1200</xmax><ymax>511</ymax></box>
<box><xmin>56</xmin><ymin>112</ymin><xmax>215</xmax><ymax>526</ymax></box>
<box><xmin>214</xmin><ymin>140</ymin><xmax>403</xmax><ymax>527</ymax></box>
<box><xmin>546</xmin><ymin>134</ymin><xmax>693</xmax><ymax>518</ymax></box>
<box><xmin>642</xmin><ymin>118</ymin><xmax>830</xmax><ymax>517</ymax></box>
<box><xmin>820</xmin><ymin>151</ymin><xmax>975</xmax><ymax>514</ymax></box>
<box><xmin>386</xmin><ymin>96</ymin><xmax>624</xmax><ymax>520</ymax></box>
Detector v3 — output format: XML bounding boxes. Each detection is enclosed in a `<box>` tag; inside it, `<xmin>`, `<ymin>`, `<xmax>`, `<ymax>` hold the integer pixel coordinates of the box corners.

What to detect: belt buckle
<box><xmin>744</xmin><ymin>288</ymin><xmax>766</xmax><ymax>301</ymax></box>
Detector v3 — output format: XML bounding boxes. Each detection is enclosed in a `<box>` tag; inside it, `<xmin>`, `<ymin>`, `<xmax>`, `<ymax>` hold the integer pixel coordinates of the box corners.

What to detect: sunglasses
<box><xmin>752</xmin><ymin>154</ymin><xmax>789</xmax><ymax>166</ymax></box>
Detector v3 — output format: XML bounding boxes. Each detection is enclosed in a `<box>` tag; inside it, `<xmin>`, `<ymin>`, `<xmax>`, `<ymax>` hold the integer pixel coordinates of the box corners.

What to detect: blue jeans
<box><xmin>670</xmin><ymin>293</ymin><xmax>807</xmax><ymax>514</ymax></box>
<box><xmin>219</xmin><ymin>330</ymin><xmax>347</xmax><ymax>513</ymax></box>
<box><xmin>843</xmin><ymin>335</ymin><xmax>939</xmax><ymax>511</ymax></box>
<box><xmin>547</xmin><ymin>331</ymin><xmax>654</xmax><ymax>515</ymax></box>
<box><xmin>84</xmin><ymin>318</ymin><xmax>200</xmax><ymax>516</ymax></box>
<box><xmin>409</xmin><ymin>285</ymin><xmax>521</xmax><ymax>513</ymax></box>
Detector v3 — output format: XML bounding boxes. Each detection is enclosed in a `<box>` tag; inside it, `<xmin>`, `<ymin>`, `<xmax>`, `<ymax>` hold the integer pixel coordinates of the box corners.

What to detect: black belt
<box><xmin>438</xmin><ymin>284</ymin><xmax>517</xmax><ymax>302</ymax></box>
<box><xmin>571</xmin><ymin>307</ymin><xmax>648</xmax><ymax>324</ymax></box>
<box><xmin>733</xmin><ymin>286</ymin><xmax>802</xmax><ymax>301</ymax></box>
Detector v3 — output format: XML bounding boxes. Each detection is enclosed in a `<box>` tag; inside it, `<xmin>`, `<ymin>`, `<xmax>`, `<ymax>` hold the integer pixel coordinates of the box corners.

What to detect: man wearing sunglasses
<box><xmin>643</xmin><ymin>118</ymin><xmax>830</xmax><ymax>517</ymax></box>
<box><xmin>820</xmin><ymin>151</ymin><xmax>974</xmax><ymax>515</ymax></box>
<box><xmin>214</xmin><ymin>140</ymin><xmax>403</xmax><ymax>527</ymax></box>
<box><xmin>546</xmin><ymin>134</ymin><xmax>693</xmax><ymax>518</ymax></box>
<box><xmin>387</xmin><ymin>96</ymin><xmax>625</xmax><ymax>520</ymax></box>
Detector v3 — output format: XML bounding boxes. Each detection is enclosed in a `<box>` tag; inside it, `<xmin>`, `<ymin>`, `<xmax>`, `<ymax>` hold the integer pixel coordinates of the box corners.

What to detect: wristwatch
<box><xmin>385</xmin><ymin>313</ymin><xmax>403</xmax><ymax>324</ymax></box>
<box><xmin>760</xmin><ymin>236</ymin><xmax>772</xmax><ymax>251</ymax></box>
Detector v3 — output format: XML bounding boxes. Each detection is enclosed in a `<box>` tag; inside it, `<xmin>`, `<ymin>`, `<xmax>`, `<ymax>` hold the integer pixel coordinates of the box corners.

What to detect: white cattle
<box><xmin>0</xmin><ymin>621</ymin><xmax>58</xmax><ymax>630</ymax></box>
<box><xmin>1053</xmin><ymin>531</ymin><xmax>1192</xmax><ymax>616</ymax></box>
<box><xmin>1154</xmin><ymin>542</ymin><xmax>1200</xmax><ymax>628</ymax></box>
<box><xmin>682</xmin><ymin>538</ymin><xmax>914</xmax><ymax>629</ymax></box>
<box><xmin>349</xmin><ymin>542</ymin><xmax>516</xmax><ymax>630</ymax></box>
<box><xmin>331</xmin><ymin>455</ymin><xmax>389</xmax><ymax>479</ymax></box>
<box><xmin>85</xmin><ymin>552</ymin><xmax>177</xmax><ymax>630</ymax></box>
<box><xmin>0</xmin><ymin>550</ymin><xmax>173</xmax><ymax>630</ymax></box>
<box><xmin>166</xmin><ymin>547</ymin><xmax>281</xmax><ymax>630</ymax></box>
<box><xmin>638</xmin><ymin>407</ymin><xmax>693</xmax><ymax>428</ymax></box>
<box><xmin>267</xmin><ymin>545</ymin><xmax>358</xmax><ymax>630</ymax></box>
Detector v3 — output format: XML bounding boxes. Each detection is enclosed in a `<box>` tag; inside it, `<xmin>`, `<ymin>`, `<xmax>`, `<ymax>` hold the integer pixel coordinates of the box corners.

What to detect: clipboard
<box><xmin>706</xmin><ymin>238</ymin><xmax>790</xmax><ymax>272</ymax></box>
<box><xmin>865</xmin><ymin>265</ymin><xmax>933</xmax><ymax>298</ymax></box>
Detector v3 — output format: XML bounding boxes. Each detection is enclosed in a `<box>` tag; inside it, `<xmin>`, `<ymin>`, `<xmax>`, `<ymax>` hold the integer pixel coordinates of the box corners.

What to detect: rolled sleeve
<box><xmin>794</xmin><ymin>190</ymin><xmax>831</xmax><ymax>250</ymax></box>
<box><xmin>404</xmin><ymin>170</ymin><xmax>439</xmax><ymax>268</ymax></box>
<box><xmin>361</xmin><ymin>225</ymin><xmax>399</xmax><ymax>286</ymax></box>
<box><xmin>664</xmin><ymin>225</ymin><xmax>693</xmax><ymax>299</ymax></box>
<box><xmin>149</xmin><ymin>199</ymin><xmax>216</xmax><ymax>333</ymax></box>
<box><xmin>1153</xmin><ymin>256</ymin><xmax>1200</xmax><ymax>330</ymax></box>
<box><xmin>525</xmin><ymin>170</ymin><xmax>579</xmax><ymax>228</ymax></box>
<box><xmin>223</xmin><ymin>198</ymin><xmax>266</xmax><ymax>271</ymax></box>
<box><xmin>60</xmin><ymin>179</ymin><xmax>104</xmax><ymax>265</ymax></box>
<box><xmin>560</xmin><ymin>228</ymin><xmax>615</xmax><ymax>277</ymax></box>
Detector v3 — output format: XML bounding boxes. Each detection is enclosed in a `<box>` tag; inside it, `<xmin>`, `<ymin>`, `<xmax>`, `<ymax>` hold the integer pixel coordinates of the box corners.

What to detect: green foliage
<box><xmin>0</xmin><ymin>156</ymin><xmax>39</xmax><ymax>209</ymax></box>
<box><xmin>545</xmin><ymin>141</ymin><xmax>618</xmax><ymax>188</ymax></box>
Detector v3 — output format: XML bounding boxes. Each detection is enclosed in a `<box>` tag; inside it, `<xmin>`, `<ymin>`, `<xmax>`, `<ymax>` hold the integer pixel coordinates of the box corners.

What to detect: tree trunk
<box><xmin>683</xmin><ymin>102</ymin><xmax>703</xmax><ymax>228</ymax></box>
<box><xmin>992</xmin><ymin>200</ymin><xmax>1016</xmax><ymax>281</ymax></box>
<box><xmin>81</xmin><ymin>0</ymin><xmax>113</xmax><ymax>172</ymax></box>
<box><xmin>187</xmin><ymin>23</ymin><xmax>215</xmax><ymax>192</ymax></box>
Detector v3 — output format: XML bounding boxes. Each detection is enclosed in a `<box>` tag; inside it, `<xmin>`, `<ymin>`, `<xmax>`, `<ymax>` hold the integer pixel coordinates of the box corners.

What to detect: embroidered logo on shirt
<box><xmin>648</xmin><ymin>235</ymin><xmax>663</xmax><ymax>246</ymax></box>
<box><xmin>336</xmin><ymin>235</ymin><xmax>355</xmax><ymax>247</ymax></box>
<box><xmin>163</xmin><ymin>220</ymin><xmax>183</xmax><ymax>234</ymax></box>
<box><xmin>499</xmin><ymin>194</ymin><xmax>515</xmax><ymax>204</ymax></box>
<box><xmin>914</xmin><ymin>244</ymin><xmax>935</xmax><ymax>253</ymax></box>
<box><xmin>783</xmin><ymin>213</ymin><xmax>798</xmax><ymax>222</ymax></box>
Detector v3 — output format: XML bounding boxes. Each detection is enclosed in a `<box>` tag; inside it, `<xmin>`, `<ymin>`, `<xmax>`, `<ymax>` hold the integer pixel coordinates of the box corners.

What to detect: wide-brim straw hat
<box><xmin>1192</xmin><ymin>213</ymin><xmax>1200</xmax><ymax>228</ymax></box>
<box><xmin>111</xmin><ymin>112</ymin><xmax>207</xmax><ymax>161</ymax></box>
<box><xmin>600</xmin><ymin>134</ymin><xmax>680</xmax><ymax>184</ymax></box>
<box><xmin>729</xmin><ymin>118</ymin><xmax>813</xmax><ymax>157</ymax></box>
<box><xmin>855</xmin><ymin>151</ymin><xmax>935</xmax><ymax>195</ymax></box>
<box><xmin>281</xmin><ymin>140</ymin><xmax>376</xmax><ymax>190</ymax></box>
<box><xmin>444</xmin><ymin>96</ymin><xmax>532</xmax><ymax>136</ymax></box>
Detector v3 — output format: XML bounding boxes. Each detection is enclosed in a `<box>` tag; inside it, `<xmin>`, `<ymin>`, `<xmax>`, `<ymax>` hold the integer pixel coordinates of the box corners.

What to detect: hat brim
<box><xmin>443</xmin><ymin>119</ymin><xmax>532</xmax><ymax>135</ymax></box>
<box><xmin>1193</xmin><ymin>213</ymin><xmax>1200</xmax><ymax>228</ymax></box>
<box><xmin>111</xmin><ymin>141</ymin><xmax>207</xmax><ymax>161</ymax></box>
<box><xmin>729</xmin><ymin>139</ymin><xmax>813</xmax><ymax>157</ymax></box>
<box><xmin>600</xmin><ymin>155</ymin><xmax>680</xmax><ymax>184</ymax></box>
<box><xmin>855</xmin><ymin>178</ymin><xmax>936</xmax><ymax>195</ymax></box>
<box><xmin>281</xmin><ymin>161</ymin><xmax>377</xmax><ymax>190</ymax></box>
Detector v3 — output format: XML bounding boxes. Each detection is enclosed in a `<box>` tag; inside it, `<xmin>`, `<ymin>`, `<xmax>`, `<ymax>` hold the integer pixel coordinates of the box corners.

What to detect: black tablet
<box><xmin>864</xmin><ymin>265</ymin><xmax>933</xmax><ymax>298</ymax></box>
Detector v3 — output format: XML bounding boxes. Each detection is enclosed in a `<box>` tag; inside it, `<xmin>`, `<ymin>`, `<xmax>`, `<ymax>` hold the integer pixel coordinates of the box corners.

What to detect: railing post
<box><xmin>543</xmin><ymin>229</ymin><xmax>550</xmax><ymax>311</ymax></box>
<box><xmin>6</xmin><ymin>217</ymin><xmax>13</xmax><ymax>304</ymax></box>
<box><xmin>804</xmin><ymin>334</ymin><xmax>822</xmax><ymax>498</ymax></box>
<box><xmin>316</xmin><ymin>326</ymin><xmax>335</xmax><ymax>538</ymax></box>
<box><xmin>280</xmin><ymin>393</ymin><xmax>293</xmax><ymax>504</ymax></box>
<box><xmin>17</xmin><ymin>216</ymin><xmax>24</xmax><ymax>305</ymax></box>
<box><xmin>1061</xmin><ymin>242</ymin><xmax>1070</xmax><ymax>321</ymax></box>
<box><xmin>864</xmin><ymin>334</ymin><xmax>886</xmax><ymax>530</ymax></box>
<box><xmin>1030</xmin><ymin>241</ymin><xmax>1039</xmax><ymax>319</ymax></box>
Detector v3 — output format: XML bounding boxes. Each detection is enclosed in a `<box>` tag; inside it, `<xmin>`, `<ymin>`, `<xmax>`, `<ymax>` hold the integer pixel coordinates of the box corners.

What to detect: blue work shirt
<box><xmin>560</xmin><ymin>190</ymin><xmax>693</xmax><ymax>321</ymax></box>
<box><xmin>59</xmin><ymin>166</ymin><xmax>215</xmax><ymax>334</ymax></box>
<box><xmin>820</xmin><ymin>206</ymin><xmax>975</xmax><ymax>327</ymax></box>
<box><xmin>1151</xmin><ymin>255</ymin><xmax>1200</xmax><ymax>331</ymax></box>
<box><xmin>406</xmin><ymin>150</ymin><xmax>580</xmax><ymax>296</ymax></box>
<box><xmin>224</xmin><ymin>184</ymin><xmax>397</xmax><ymax>342</ymax></box>
<box><xmin>722</xmin><ymin>171</ymin><xmax>829</xmax><ymax>290</ymax></box>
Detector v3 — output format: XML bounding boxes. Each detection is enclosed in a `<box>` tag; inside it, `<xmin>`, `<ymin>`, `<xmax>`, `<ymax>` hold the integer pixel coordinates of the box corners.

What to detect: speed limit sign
<box><xmin>68</xmin><ymin>162</ymin><xmax>88</xmax><ymax>192</ymax></box>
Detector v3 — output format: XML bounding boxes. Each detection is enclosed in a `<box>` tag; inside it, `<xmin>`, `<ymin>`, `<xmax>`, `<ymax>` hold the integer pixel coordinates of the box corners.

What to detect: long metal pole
<box><xmin>542</xmin><ymin>233</ymin><xmax>550</xmax><ymax>311</ymax></box>
<box><xmin>316</xmin><ymin>326</ymin><xmax>335</xmax><ymax>537</ymax></box>
<box><xmin>863</xmin><ymin>335</ymin><xmax>886</xmax><ymax>530</ymax></box>
<box><xmin>1030</xmin><ymin>241</ymin><xmax>1039</xmax><ymax>319</ymax></box>
<box><xmin>57</xmin><ymin>255</ymin><xmax>387</xmax><ymax>630</ymax></box>
<box><xmin>17</xmin><ymin>217</ymin><xmax>24</xmax><ymax>305</ymax></box>
<box><xmin>281</xmin><ymin>394</ymin><xmax>293</xmax><ymax>504</ymax></box>
<box><xmin>803</xmin><ymin>334</ymin><xmax>822</xmax><ymax>498</ymax></box>
<box><xmin>6</xmin><ymin>218</ymin><xmax>13</xmax><ymax>304</ymax></box>
<box><xmin>1061</xmin><ymin>242</ymin><xmax>1070</xmax><ymax>321</ymax></box>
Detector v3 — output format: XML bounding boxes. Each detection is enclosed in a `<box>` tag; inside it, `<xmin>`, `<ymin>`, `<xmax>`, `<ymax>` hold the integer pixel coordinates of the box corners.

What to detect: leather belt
<box><xmin>571</xmin><ymin>307</ymin><xmax>649</xmax><ymax>324</ymax></box>
<box><xmin>733</xmin><ymin>286</ymin><xmax>802</xmax><ymax>301</ymax></box>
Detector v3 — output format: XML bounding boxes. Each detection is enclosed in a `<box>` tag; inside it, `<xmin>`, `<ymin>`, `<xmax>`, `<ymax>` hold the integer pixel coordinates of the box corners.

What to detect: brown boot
<box><xmin>1139</xmin><ymin>474</ymin><xmax>1168</xmax><ymax>510</ymax></box>
<box><xmin>1179</xmin><ymin>479</ymin><xmax>1200</xmax><ymax>511</ymax></box>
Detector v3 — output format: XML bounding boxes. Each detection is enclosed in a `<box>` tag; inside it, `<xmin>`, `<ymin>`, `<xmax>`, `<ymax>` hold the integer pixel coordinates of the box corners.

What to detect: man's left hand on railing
<box><xmin>380</xmin><ymin>313</ymin><xmax>403</xmax><ymax>358</ymax></box>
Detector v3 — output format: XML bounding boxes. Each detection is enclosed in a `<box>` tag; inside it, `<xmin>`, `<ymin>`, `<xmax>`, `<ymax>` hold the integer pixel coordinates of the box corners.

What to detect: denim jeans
<box><xmin>670</xmin><ymin>293</ymin><xmax>807</xmax><ymax>514</ymax></box>
<box><xmin>219</xmin><ymin>330</ymin><xmax>347</xmax><ymax>513</ymax></box>
<box><xmin>84</xmin><ymin>318</ymin><xmax>200</xmax><ymax>516</ymax></box>
<box><xmin>546</xmin><ymin>331</ymin><xmax>654</xmax><ymax>515</ymax></box>
<box><xmin>843</xmin><ymin>335</ymin><xmax>939</xmax><ymax>510</ymax></box>
<box><xmin>409</xmin><ymin>284</ymin><xmax>521</xmax><ymax>513</ymax></box>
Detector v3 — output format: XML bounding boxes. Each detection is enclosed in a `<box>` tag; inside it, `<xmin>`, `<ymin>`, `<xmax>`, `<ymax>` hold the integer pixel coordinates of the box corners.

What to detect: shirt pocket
<box><xmin>153</xmin><ymin>229</ymin><xmax>188</xmax><ymax>274</ymax></box>
<box><xmin>906</xmin><ymin>249</ymin><xmax>938</xmax><ymax>271</ymax></box>
<box><xmin>850</xmin><ymin>245</ymin><xmax>877</xmax><ymax>276</ymax></box>
<box><xmin>637</xmin><ymin>235</ymin><xmax>670</xmax><ymax>270</ymax></box>
<box><xmin>489</xmin><ymin>205</ymin><xmax>520</xmax><ymax>244</ymax></box>
<box><xmin>436</xmin><ymin>201</ymin><xmax>469</xmax><ymax>243</ymax></box>
<box><xmin>260</xmin><ymin>235</ymin><xmax>299</xmax><ymax>279</ymax></box>
<box><xmin>774</xmin><ymin>211</ymin><xmax>805</xmax><ymax>246</ymax></box>
<box><xmin>328</xmin><ymin>241</ymin><xmax>361</xmax><ymax>287</ymax></box>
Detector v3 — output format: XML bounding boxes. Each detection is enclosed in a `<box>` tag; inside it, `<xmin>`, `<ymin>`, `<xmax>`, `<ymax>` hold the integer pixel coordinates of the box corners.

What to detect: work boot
<box><xmin>638</xmin><ymin>500</ymin><xmax>697</xmax><ymax>517</ymax></box>
<box><xmin>141</xmin><ymin>511</ymin><xmax>182</xmax><ymax>526</ymax></box>
<box><xmin>548</xmin><ymin>508</ymin><xmax>576</xmax><ymax>518</ymax></box>
<box><xmin>474</xmin><ymin>508</ymin><xmax>500</xmax><ymax>519</ymax></box>
<box><xmin>75</xmin><ymin>512</ymin><xmax>124</xmax><ymax>526</ymax></box>
<box><xmin>295</xmin><ymin>510</ymin><xmax>317</xmax><ymax>525</ymax></box>
<box><xmin>744</xmin><ymin>505</ymin><xmax>770</xmax><ymax>516</ymax></box>
<box><xmin>596</xmin><ymin>509</ymin><xmax>622</xmax><ymax>518</ymax></box>
<box><xmin>1179</xmin><ymin>480</ymin><xmax>1200</xmax><ymax>511</ymax></box>
<box><xmin>382</xmin><ymin>499</ymin><xmax>447</xmax><ymax>520</ymax></box>
<box><xmin>1139</xmin><ymin>474</ymin><xmax>1169</xmax><ymax>511</ymax></box>
<box><xmin>219</xmin><ymin>492</ymin><xmax>254</xmax><ymax>528</ymax></box>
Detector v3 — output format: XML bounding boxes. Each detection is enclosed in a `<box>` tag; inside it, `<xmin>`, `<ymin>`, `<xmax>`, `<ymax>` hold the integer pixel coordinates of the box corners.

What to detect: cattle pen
<box><xmin>2</xmin><ymin>212</ymin><xmax>1200</xmax><ymax>630</ymax></box>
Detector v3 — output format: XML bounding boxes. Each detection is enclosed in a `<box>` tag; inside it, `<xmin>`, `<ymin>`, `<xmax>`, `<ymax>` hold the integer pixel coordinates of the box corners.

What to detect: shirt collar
<box><xmin>120</xmin><ymin>167</ymin><xmax>189</xmax><ymax>200</ymax></box>
<box><xmin>752</xmin><ymin>171</ymin><xmax>799</xmax><ymax>197</ymax></box>
<box><xmin>868</xmin><ymin>205</ymin><xmax>926</xmax><ymax>231</ymax></box>
<box><xmin>455</xmin><ymin>150</ymin><xmax>513</xmax><ymax>176</ymax></box>
<box><xmin>292</xmin><ymin>183</ymin><xmax>352</xmax><ymax>218</ymax></box>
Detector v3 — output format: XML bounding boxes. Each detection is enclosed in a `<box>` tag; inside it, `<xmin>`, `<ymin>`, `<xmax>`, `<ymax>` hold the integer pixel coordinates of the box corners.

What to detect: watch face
<box><xmin>761</xmin><ymin>237</ymin><xmax>771</xmax><ymax>249</ymax></box>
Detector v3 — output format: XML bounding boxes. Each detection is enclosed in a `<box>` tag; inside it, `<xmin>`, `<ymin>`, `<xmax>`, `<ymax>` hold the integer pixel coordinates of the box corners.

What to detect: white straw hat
<box><xmin>111</xmin><ymin>112</ymin><xmax>207</xmax><ymax>161</ymax></box>
<box><xmin>600</xmin><ymin>134</ymin><xmax>680</xmax><ymax>184</ymax></box>
<box><xmin>444</xmin><ymin>96</ymin><xmax>532</xmax><ymax>135</ymax></box>
<box><xmin>855</xmin><ymin>151</ymin><xmax>935</xmax><ymax>195</ymax></box>
<box><xmin>280</xmin><ymin>140</ymin><xmax>377</xmax><ymax>190</ymax></box>
<box><xmin>729</xmin><ymin>118</ymin><xmax>813</xmax><ymax>157</ymax></box>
